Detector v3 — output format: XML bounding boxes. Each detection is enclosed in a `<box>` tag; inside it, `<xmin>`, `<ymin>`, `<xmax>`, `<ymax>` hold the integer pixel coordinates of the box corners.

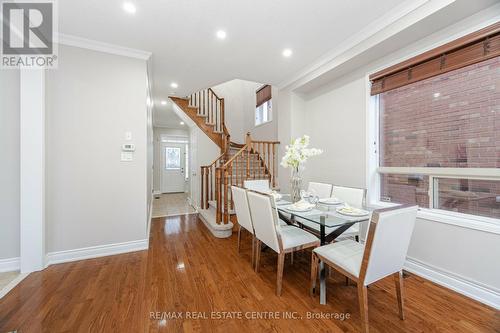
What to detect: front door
<box><xmin>161</xmin><ymin>143</ymin><xmax>185</xmax><ymax>193</ymax></box>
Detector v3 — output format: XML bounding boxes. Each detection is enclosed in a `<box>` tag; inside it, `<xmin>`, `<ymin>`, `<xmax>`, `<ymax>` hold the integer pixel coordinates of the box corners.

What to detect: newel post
<box><xmin>246</xmin><ymin>132</ymin><xmax>252</xmax><ymax>178</ymax></box>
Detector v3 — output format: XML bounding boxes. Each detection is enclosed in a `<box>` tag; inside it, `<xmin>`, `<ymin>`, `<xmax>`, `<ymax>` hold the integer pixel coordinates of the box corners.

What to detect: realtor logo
<box><xmin>1</xmin><ymin>0</ymin><xmax>58</xmax><ymax>68</ymax></box>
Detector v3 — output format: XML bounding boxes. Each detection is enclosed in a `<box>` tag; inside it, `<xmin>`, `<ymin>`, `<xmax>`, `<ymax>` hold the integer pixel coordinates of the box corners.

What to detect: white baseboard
<box><xmin>46</xmin><ymin>239</ymin><xmax>149</xmax><ymax>266</ymax></box>
<box><xmin>404</xmin><ymin>257</ymin><xmax>500</xmax><ymax>310</ymax></box>
<box><xmin>0</xmin><ymin>257</ymin><xmax>20</xmax><ymax>272</ymax></box>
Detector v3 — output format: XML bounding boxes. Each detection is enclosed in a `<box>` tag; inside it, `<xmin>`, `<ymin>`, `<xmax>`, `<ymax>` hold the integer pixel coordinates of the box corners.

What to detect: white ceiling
<box><xmin>59</xmin><ymin>0</ymin><xmax>410</xmax><ymax>98</ymax></box>
<box><xmin>58</xmin><ymin>0</ymin><xmax>499</xmax><ymax>128</ymax></box>
<box><xmin>152</xmin><ymin>100</ymin><xmax>185</xmax><ymax>128</ymax></box>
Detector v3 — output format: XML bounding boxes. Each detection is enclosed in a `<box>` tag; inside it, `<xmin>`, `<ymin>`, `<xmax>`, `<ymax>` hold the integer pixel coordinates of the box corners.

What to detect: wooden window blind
<box><xmin>256</xmin><ymin>85</ymin><xmax>272</xmax><ymax>107</ymax></box>
<box><xmin>370</xmin><ymin>22</ymin><xmax>500</xmax><ymax>95</ymax></box>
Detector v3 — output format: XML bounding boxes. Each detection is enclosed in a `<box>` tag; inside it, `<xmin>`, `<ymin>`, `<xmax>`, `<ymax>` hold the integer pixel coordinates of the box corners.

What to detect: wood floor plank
<box><xmin>0</xmin><ymin>214</ymin><xmax>498</xmax><ymax>332</ymax></box>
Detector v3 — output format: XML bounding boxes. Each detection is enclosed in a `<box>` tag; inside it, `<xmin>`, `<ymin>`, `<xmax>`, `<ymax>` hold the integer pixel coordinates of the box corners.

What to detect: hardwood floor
<box><xmin>0</xmin><ymin>214</ymin><xmax>498</xmax><ymax>332</ymax></box>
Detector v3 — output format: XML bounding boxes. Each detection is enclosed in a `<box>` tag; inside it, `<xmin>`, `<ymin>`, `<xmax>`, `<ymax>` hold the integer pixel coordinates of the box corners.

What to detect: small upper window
<box><xmin>255</xmin><ymin>85</ymin><xmax>272</xmax><ymax>126</ymax></box>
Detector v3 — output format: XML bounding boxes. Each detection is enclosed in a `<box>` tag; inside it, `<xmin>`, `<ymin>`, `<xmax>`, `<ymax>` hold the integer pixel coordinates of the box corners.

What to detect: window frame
<box><xmin>366</xmin><ymin>77</ymin><xmax>500</xmax><ymax>233</ymax></box>
<box><xmin>255</xmin><ymin>99</ymin><xmax>272</xmax><ymax>127</ymax></box>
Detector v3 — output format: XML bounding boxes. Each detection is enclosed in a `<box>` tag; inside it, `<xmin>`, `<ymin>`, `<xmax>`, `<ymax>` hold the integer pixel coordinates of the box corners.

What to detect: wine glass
<box><xmin>308</xmin><ymin>189</ymin><xmax>319</xmax><ymax>206</ymax></box>
<box><xmin>300</xmin><ymin>190</ymin><xmax>308</xmax><ymax>201</ymax></box>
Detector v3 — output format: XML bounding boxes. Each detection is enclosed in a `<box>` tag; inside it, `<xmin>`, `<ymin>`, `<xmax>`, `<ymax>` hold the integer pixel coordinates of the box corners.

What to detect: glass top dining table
<box><xmin>273</xmin><ymin>194</ymin><xmax>373</xmax><ymax>245</ymax></box>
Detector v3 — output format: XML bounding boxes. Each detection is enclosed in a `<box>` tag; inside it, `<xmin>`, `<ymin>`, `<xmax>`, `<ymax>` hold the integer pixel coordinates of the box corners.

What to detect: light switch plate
<box><xmin>121</xmin><ymin>152</ymin><xmax>133</xmax><ymax>161</ymax></box>
<box><xmin>125</xmin><ymin>131</ymin><xmax>132</xmax><ymax>141</ymax></box>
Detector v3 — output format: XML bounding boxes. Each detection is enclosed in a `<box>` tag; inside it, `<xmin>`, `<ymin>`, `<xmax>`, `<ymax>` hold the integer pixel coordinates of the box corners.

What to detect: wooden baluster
<box><xmin>216</xmin><ymin>168</ymin><xmax>221</xmax><ymax>224</ymax></box>
<box><xmin>229</xmin><ymin>163</ymin><xmax>234</xmax><ymax>210</ymax></box>
<box><xmin>215</xmin><ymin>98</ymin><xmax>218</xmax><ymax>130</ymax></box>
<box><xmin>236</xmin><ymin>156</ymin><xmax>240</xmax><ymax>187</ymax></box>
<box><xmin>204</xmin><ymin>166</ymin><xmax>209</xmax><ymax>209</ymax></box>
<box><xmin>223</xmin><ymin>168</ymin><xmax>229</xmax><ymax>224</ymax></box>
<box><xmin>209</xmin><ymin>91</ymin><xmax>212</xmax><ymax>124</ymax></box>
<box><xmin>221</xmin><ymin>99</ymin><xmax>225</xmax><ymax>133</ymax></box>
<box><xmin>253</xmin><ymin>142</ymin><xmax>256</xmax><ymax>179</ymax></box>
<box><xmin>266</xmin><ymin>143</ymin><xmax>272</xmax><ymax>186</ymax></box>
<box><xmin>246</xmin><ymin>149</ymin><xmax>250</xmax><ymax>179</ymax></box>
<box><xmin>272</xmin><ymin>144</ymin><xmax>276</xmax><ymax>187</ymax></box>
<box><xmin>259</xmin><ymin>142</ymin><xmax>266</xmax><ymax>178</ymax></box>
<box><xmin>200</xmin><ymin>167</ymin><xmax>204</xmax><ymax>209</ymax></box>
<box><xmin>210</xmin><ymin>166</ymin><xmax>213</xmax><ymax>201</ymax></box>
<box><xmin>263</xmin><ymin>143</ymin><xmax>267</xmax><ymax>173</ymax></box>
<box><xmin>240</xmin><ymin>155</ymin><xmax>244</xmax><ymax>187</ymax></box>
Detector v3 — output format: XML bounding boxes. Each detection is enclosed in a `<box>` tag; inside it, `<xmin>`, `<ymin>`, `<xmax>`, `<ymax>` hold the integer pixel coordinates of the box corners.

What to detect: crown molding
<box><xmin>58</xmin><ymin>33</ymin><xmax>152</xmax><ymax>60</ymax></box>
<box><xmin>278</xmin><ymin>0</ymin><xmax>454</xmax><ymax>91</ymax></box>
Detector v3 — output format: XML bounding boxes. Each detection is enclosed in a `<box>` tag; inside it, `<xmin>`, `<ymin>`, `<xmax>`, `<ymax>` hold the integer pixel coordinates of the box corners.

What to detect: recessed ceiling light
<box><xmin>282</xmin><ymin>48</ymin><xmax>293</xmax><ymax>57</ymax></box>
<box><xmin>160</xmin><ymin>100</ymin><xmax>167</xmax><ymax>105</ymax></box>
<box><xmin>180</xmin><ymin>121</ymin><xmax>185</xmax><ymax>125</ymax></box>
<box><xmin>216</xmin><ymin>30</ymin><xmax>227</xmax><ymax>40</ymax></box>
<box><xmin>170</xmin><ymin>82</ymin><xmax>178</xmax><ymax>89</ymax></box>
<box><xmin>122</xmin><ymin>2</ymin><xmax>136</xmax><ymax>14</ymax></box>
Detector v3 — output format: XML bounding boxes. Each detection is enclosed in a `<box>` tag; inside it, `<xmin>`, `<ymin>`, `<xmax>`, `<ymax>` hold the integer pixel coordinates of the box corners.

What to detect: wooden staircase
<box><xmin>170</xmin><ymin>88</ymin><xmax>279</xmax><ymax>232</ymax></box>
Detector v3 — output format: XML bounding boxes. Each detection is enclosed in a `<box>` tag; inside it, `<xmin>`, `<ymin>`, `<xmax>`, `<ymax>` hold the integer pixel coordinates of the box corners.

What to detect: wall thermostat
<box><xmin>122</xmin><ymin>144</ymin><xmax>136</xmax><ymax>152</ymax></box>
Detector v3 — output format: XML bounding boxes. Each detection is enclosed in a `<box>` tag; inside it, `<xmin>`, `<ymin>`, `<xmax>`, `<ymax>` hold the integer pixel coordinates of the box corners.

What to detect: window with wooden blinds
<box><xmin>256</xmin><ymin>85</ymin><xmax>272</xmax><ymax>107</ymax></box>
<box><xmin>370</xmin><ymin>22</ymin><xmax>500</xmax><ymax>95</ymax></box>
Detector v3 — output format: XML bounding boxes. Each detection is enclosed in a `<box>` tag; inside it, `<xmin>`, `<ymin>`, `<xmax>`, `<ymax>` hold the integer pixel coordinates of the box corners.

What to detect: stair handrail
<box><xmin>206</xmin><ymin>151</ymin><xmax>227</xmax><ymax>168</ymax></box>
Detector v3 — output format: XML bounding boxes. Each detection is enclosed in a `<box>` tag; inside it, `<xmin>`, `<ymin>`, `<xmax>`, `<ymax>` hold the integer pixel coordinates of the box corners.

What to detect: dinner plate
<box><xmin>318</xmin><ymin>197</ymin><xmax>343</xmax><ymax>205</ymax></box>
<box><xmin>335</xmin><ymin>207</ymin><xmax>369</xmax><ymax>217</ymax></box>
<box><xmin>286</xmin><ymin>205</ymin><xmax>314</xmax><ymax>212</ymax></box>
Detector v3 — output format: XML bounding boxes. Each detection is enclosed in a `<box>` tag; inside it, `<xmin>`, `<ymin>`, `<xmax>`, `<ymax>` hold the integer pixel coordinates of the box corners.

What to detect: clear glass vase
<box><xmin>290</xmin><ymin>168</ymin><xmax>302</xmax><ymax>203</ymax></box>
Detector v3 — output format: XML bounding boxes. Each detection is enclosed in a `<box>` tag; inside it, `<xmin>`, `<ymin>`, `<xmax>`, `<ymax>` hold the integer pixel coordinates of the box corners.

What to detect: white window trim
<box><xmin>365</xmin><ymin>75</ymin><xmax>500</xmax><ymax>234</ymax></box>
<box><xmin>255</xmin><ymin>100</ymin><xmax>272</xmax><ymax>127</ymax></box>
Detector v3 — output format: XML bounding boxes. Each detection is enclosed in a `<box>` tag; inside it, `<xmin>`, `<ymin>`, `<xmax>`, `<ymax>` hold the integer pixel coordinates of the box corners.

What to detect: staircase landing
<box><xmin>198</xmin><ymin>206</ymin><xmax>233</xmax><ymax>238</ymax></box>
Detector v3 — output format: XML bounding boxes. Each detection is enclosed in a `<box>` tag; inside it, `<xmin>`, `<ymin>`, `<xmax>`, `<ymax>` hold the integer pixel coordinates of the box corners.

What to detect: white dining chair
<box><xmin>295</xmin><ymin>181</ymin><xmax>332</xmax><ymax>229</ymax></box>
<box><xmin>299</xmin><ymin>184</ymin><xmax>365</xmax><ymax>241</ymax></box>
<box><xmin>231</xmin><ymin>186</ymin><xmax>256</xmax><ymax>266</ymax></box>
<box><xmin>246</xmin><ymin>190</ymin><xmax>320</xmax><ymax>296</ymax></box>
<box><xmin>244</xmin><ymin>179</ymin><xmax>271</xmax><ymax>193</ymax></box>
<box><xmin>331</xmin><ymin>186</ymin><xmax>366</xmax><ymax>241</ymax></box>
<box><xmin>307</xmin><ymin>182</ymin><xmax>333</xmax><ymax>199</ymax></box>
<box><xmin>310</xmin><ymin>205</ymin><xmax>418</xmax><ymax>333</ymax></box>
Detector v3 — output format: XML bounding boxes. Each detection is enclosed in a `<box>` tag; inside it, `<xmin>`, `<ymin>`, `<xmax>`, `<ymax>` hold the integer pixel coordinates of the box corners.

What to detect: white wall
<box><xmin>189</xmin><ymin>127</ymin><xmax>220</xmax><ymax>208</ymax></box>
<box><xmin>45</xmin><ymin>45</ymin><xmax>149</xmax><ymax>252</ymax></box>
<box><xmin>302</xmin><ymin>76</ymin><xmax>366</xmax><ymax>188</ymax></box>
<box><xmin>153</xmin><ymin>127</ymin><xmax>189</xmax><ymax>192</ymax></box>
<box><xmin>211</xmin><ymin>79</ymin><xmax>278</xmax><ymax>143</ymax></box>
<box><xmin>0</xmin><ymin>69</ymin><xmax>20</xmax><ymax>260</ymax></box>
<box><xmin>279</xmin><ymin>10</ymin><xmax>500</xmax><ymax>304</ymax></box>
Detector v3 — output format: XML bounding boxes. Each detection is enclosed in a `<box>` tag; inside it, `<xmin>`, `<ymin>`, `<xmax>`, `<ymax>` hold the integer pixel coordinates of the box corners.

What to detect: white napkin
<box><xmin>290</xmin><ymin>199</ymin><xmax>315</xmax><ymax>210</ymax></box>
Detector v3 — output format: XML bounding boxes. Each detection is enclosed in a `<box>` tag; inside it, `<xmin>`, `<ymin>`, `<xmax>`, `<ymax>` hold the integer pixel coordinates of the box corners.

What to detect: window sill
<box><xmin>254</xmin><ymin>120</ymin><xmax>272</xmax><ymax>128</ymax></box>
<box><xmin>368</xmin><ymin>201</ymin><xmax>500</xmax><ymax>235</ymax></box>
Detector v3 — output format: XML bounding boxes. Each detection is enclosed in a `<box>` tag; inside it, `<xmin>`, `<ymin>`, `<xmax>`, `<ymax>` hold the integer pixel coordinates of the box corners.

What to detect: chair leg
<box><xmin>251</xmin><ymin>235</ymin><xmax>255</xmax><ymax>269</ymax></box>
<box><xmin>310</xmin><ymin>252</ymin><xmax>318</xmax><ymax>296</ymax></box>
<box><xmin>255</xmin><ymin>240</ymin><xmax>261</xmax><ymax>273</ymax></box>
<box><xmin>393</xmin><ymin>271</ymin><xmax>405</xmax><ymax>320</ymax></box>
<box><xmin>358</xmin><ymin>284</ymin><xmax>369</xmax><ymax>333</ymax></box>
<box><xmin>290</xmin><ymin>252</ymin><xmax>294</xmax><ymax>265</ymax></box>
<box><xmin>276</xmin><ymin>252</ymin><xmax>285</xmax><ymax>296</ymax></box>
<box><xmin>237</xmin><ymin>226</ymin><xmax>242</xmax><ymax>254</ymax></box>
<box><xmin>346</xmin><ymin>276</ymin><xmax>350</xmax><ymax>286</ymax></box>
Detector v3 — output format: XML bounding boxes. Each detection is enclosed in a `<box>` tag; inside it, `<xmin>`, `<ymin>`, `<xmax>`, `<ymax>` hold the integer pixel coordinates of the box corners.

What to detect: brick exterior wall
<box><xmin>379</xmin><ymin>56</ymin><xmax>500</xmax><ymax>219</ymax></box>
